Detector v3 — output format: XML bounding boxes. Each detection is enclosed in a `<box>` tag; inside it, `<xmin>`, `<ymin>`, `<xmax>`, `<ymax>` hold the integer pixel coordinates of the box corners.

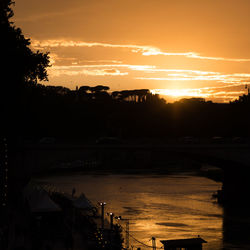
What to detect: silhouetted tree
<box><xmin>111</xmin><ymin>91</ymin><xmax>120</xmax><ymax>100</ymax></box>
<box><xmin>176</xmin><ymin>97</ymin><xmax>206</xmax><ymax>105</ymax></box>
<box><xmin>90</xmin><ymin>85</ymin><xmax>110</xmax><ymax>92</ymax></box>
<box><xmin>77</xmin><ymin>85</ymin><xmax>91</xmax><ymax>101</ymax></box>
<box><xmin>1</xmin><ymin>1</ymin><xmax>49</xmax><ymax>87</ymax></box>
<box><xmin>231</xmin><ymin>93</ymin><xmax>250</xmax><ymax>105</ymax></box>
<box><xmin>88</xmin><ymin>85</ymin><xmax>110</xmax><ymax>100</ymax></box>
<box><xmin>136</xmin><ymin>89</ymin><xmax>150</xmax><ymax>102</ymax></box>
<box><xmin>119</xmin><ymin>90</ymin><xmax>131</xmax><ymax>101</ymax></box>
<box><xmin>79</xmin><ymin>85</ymin><xmax>90</xmax><ymax>92</ymax></box>
<box><xmin>1</xmin><ymin>0</ymin><xmax>50</xmax><ymax>133</ymax></box>
<box><xmin>111</xmin><ymin>89</ymin><xmax>151</xmax><ymax>103</ymax></box>
<box><xmin>0</xmin><ymin>0</ymin><xmax>50</xmax><ymax>208</ymax></box>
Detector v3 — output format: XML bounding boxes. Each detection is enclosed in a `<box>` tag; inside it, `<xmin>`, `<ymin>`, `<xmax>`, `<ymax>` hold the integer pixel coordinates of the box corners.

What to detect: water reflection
<box><xmin>38</xmin><ymin>173</ymin><xmax>222</xmax><ymax>249</ymax></box>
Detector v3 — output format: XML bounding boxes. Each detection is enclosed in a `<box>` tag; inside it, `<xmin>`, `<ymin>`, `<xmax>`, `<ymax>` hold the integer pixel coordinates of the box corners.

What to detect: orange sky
<box><xmin>13</xmin><ymin>0</ymin><xmax>250</xmax><ymax>102</ymax></box>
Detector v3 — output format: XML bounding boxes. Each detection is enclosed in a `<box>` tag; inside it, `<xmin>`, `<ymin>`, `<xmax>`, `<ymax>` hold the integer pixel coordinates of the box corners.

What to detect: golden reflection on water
<box><xmin>40</xmin><ymin>174</ymin><xmax>223</xmax><ymax>250</ymax></box>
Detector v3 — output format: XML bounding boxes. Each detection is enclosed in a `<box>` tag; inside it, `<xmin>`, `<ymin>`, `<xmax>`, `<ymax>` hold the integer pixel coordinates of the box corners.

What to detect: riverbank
<box><xmin>34</xmin><ymin>160</ymin><xmax>223</xmax><ymax>187</ymax></box>
<box><xmin>0</xmin><ymin>182</ymin><xmax>124</xmax><ymax>250</ymax></box>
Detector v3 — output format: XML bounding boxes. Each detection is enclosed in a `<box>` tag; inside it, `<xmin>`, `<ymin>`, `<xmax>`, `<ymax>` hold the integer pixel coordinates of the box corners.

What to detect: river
<box><xmin>36</xmin><ymin>172</ymin><xmax>228</xmax><ymax>249</ymax></box>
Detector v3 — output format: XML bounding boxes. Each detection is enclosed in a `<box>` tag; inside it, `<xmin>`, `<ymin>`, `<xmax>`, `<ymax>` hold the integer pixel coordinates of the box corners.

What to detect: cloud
<box><xmin>51</xmin><ymin>64</ymin><xmax>155</xmax><ymax>70</ymax></box>
<box><xmin>79</xmin><ymin>60</ymin><xmax>123</xmax><ymax>64</ymax></box>
<box><xmin>31</xmin><ymin>39</ymin><xmax>151</xmax><ymax>51</ymax></box>
<box><xmin>136</xmin><ymin>70</ymin><xmax>250</xmax><ymax>84</ymax></box>
<box><xmin>48</xmin><ymin>63</ymin><xmax>155</xmax><ymax>77</ymax></box>
<box><xmin>142</xmin><ymin>50</ymin><xmax>250</xmax><ymax>62</ymax></box>
<box><xmin>151</xmin><ymin>84</ymin><xmax>248</xmax><ymax>101</ymax></box>
<box><xmin>48</xmin><ymin>54</ymin><xmax>123</xmax><ymax>66</ymax></box>
<box><xmin>102</xmin><ymin>68</ymin><xmax>123</xmax><ymax>75</ymax></box>
<box><xmin>187</xmin><ymin>54</ymin><xmax>250</xmax><ymax>62</ymax></box>
<box><xmin>48</xmin><ymin>63</ymin><xmax>157</xmax><ymax>77</ymax></box>
<box><xmin>49</xmin><ymin>63</ymin><xmax>250</xmax><ymax>86</ymax></box>
<box><xmin>32</xmin><ymin>39</ymin><xmax>250</xmax><ymax>62</ymax></box>
<box><xmin>49</xmin><ymin>67</ymin><xmax>128</xmax><ymax>77</ymax></box>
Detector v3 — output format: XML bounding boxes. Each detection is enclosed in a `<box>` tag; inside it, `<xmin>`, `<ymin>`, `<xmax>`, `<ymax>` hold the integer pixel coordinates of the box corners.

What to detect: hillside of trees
<box><xmin>18</xmin><ymin>83</ymin><xmax>250</xmax><ymax>142</ymax></box>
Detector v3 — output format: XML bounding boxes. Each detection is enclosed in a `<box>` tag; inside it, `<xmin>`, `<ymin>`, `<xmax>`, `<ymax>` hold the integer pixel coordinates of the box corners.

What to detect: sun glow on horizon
<box><xmin>151</xmin><ymin>88</ymin><xmax>210</xmax><ymax>98</ymax></box>
<box><xmin>151</xmin><ymin>86</ymin><xmax>247</xmax><ymax>103</ymax></box>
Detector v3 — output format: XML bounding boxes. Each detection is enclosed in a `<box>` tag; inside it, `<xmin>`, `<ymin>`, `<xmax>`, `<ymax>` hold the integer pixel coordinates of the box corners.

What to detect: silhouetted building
<box><xmin>160</xmin><ymin>237</ymin><xmax>207</xmax><ymax>250</ymax></box>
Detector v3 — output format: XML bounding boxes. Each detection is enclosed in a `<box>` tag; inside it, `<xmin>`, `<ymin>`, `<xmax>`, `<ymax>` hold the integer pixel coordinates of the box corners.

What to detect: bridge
<box><xmin>7</xmin><ymin>142</ymin><xmax>250</xmax><ymax>205</ymax></box>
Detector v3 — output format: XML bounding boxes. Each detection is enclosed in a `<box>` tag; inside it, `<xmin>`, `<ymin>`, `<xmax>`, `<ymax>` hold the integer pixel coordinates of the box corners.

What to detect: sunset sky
<box><xmin>13</xmin><ymin>0</ymin><xmax>250</xmax><ymax>102</ymax></box>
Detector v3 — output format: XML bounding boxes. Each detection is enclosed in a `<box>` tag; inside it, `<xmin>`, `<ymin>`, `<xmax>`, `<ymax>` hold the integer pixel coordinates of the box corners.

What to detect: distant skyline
<box><xmin>13</xmin><ymin>0</ymin><xmax>250</xmax><ymax>102</ymax></box>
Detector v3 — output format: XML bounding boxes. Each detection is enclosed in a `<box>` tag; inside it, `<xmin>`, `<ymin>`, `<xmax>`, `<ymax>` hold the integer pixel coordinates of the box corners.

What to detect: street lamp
<box><xmin>107</xmin><ymin>212</ymin><xmax>114</xmax><ymax>230</ymax></box>
<box><xmin>115</xmin><ymin>215</ymin><xmax>130</xmax><ymax>250</ymax></box>
<box><xmin>152</xmin><ymin>237</ymin><xmax>156</xmax><ymax>250</ymax></box>
<box><xmin>99</xmin><ymin>202</ymin><xmax>106</xmax><ymax>230</ymax></box>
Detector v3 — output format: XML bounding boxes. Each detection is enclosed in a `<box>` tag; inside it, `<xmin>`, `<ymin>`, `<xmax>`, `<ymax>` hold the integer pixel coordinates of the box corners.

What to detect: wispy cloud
<box><xmin>32</xmin><ymin>39</ymin><xmax>152</xmax><ymax>51</ymax></box>
<box><xmin>49</xmin><ymin>63</ymin><xmax>250</xmax><ymax>85</ymax></box>
<box><xmin>78</xmin><ymin>60</ymin><xmax>123</xmax><ymax>64</ymax></box>
<box><xmin>48</xmin><ymin>54</ymin><xmax>122</xmax><ymax>65</ymax></box>
<box><xmin>186</xmin><ymin>54</ymin><xmax>250</xmax><ymax>62</ymax></box>
<box><xmin>136</xmin><ymin>70</ymin><xmax>250</xmax><ymax>84</ymax></box>
<box><xmin>142</xmin><ymin>50</ymin><xmax>250</xmax><ymax>62</ymax></box>
<box><xmin>50</xmin><ymin>64</ymin><xmax>155</xmax><ymax>70</ymax></box>
<box><xmin>32</xmin><ymin>39</ymin><xmax>250</xmax><ymax>62</ymax></box>
<box><xmin>48</xmin><ymin>64</ymin><xmax>155</xmax><ymax>77</ymax></box>
<box><xmin>49</xmin><ymin>67</ymin><xmax>128</xmax><ymax>77</ymax></box>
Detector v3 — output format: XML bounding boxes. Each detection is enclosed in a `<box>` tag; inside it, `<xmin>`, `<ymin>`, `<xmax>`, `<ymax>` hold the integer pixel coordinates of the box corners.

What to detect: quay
<box><xmin>0</xmin><ymin>181</ymin><xmax>123</xmax><ymax>250</ymax></box>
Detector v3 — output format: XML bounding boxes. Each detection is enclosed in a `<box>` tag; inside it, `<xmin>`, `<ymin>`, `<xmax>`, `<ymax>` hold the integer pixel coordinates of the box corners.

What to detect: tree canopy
<box><xmin>0</xmin><ymin>0</ymin><xmax>50</xmax><ymax>131</ymax></box>
<box><xmin>0</xmin><ymin>0</ymin><xmax>49</xmax><ymax>96</ymax></box>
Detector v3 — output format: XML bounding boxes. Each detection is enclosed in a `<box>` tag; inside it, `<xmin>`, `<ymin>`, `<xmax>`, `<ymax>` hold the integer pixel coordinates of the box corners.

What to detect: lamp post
<box><xmin>152</xmin><ymin>237</ymin><xmax>156</xmax><ymax>250</ymax></box>
<box><xmin>115</xmin><ymin>215</ymin><xmax>130</xmax><ymax>250</ymax></box>
<box><xmin>99</xmin><ymin>202</ymin><xmax>106</xmax><ymax>230</ymax></box>
<box><xmin>107</xmin><ymin>212</ymin><xmax>114</xmax><ymax>230</ymax></box>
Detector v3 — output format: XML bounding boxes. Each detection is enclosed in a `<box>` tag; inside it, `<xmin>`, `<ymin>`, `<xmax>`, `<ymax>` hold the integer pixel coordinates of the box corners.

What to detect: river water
<box><xmin>37</xmin><ymin>172</ymin><xmax>227</xmax><ymax>249</ymax></box>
